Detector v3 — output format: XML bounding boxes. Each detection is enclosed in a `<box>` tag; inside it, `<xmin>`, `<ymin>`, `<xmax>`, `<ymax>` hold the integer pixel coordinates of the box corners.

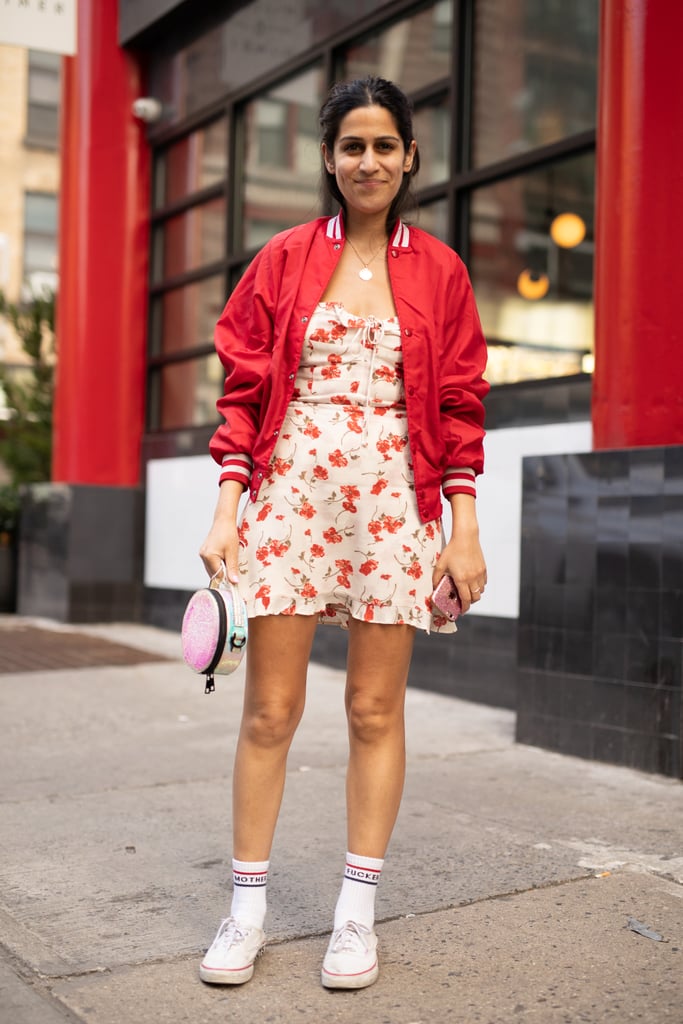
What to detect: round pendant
<box><xmin>359</xmin><ymin>267</ymin><xmax>373</xmax><ymax>281</ymax></box>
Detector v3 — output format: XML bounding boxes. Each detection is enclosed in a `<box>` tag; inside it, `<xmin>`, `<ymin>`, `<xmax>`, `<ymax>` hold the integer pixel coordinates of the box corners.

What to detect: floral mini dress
<box><xmin>238</xmin><ymin>301</ymin><xmax>455</xmax><ymax>633</ymax></box>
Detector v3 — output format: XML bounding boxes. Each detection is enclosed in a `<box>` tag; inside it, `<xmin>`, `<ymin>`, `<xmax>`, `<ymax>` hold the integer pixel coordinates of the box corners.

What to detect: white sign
<box><xmin>0</xmin><ymin>0</ymin><xmax>77</xmax><ymax>56</ymax></box>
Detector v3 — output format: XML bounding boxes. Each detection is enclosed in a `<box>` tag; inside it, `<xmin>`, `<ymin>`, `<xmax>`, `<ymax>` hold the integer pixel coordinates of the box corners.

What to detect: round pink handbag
<box><xmin>181</xmin><ymin>566</ymin><xmax>248</xmax><ymax>693</ymax></box>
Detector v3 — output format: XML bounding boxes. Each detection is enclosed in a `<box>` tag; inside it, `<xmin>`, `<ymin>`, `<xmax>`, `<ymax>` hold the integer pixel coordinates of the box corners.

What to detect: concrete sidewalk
<box><xmin>0</xmin><ymin>617</ymin><xmax>681</xmax><ymax>1024</ymax></box>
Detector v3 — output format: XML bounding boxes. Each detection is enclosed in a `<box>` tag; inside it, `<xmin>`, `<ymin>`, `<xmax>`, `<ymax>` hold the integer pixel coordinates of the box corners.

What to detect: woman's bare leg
<box><xmin>344</xmin><ymin>620</ymin><xmax>415</xmax><ymax>857</ymax></box>
<box><xmin>232</xmin><ymin>614</ymin><xmax>318</xmax><ymax>861</ymax></box>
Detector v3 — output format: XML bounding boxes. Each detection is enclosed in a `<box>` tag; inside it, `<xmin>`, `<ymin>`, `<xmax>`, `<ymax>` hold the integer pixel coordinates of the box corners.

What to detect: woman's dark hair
<box><xmin>319</xmin><ymin>76</ymin><xmax>420</xmax><ymax>234</ymax></box>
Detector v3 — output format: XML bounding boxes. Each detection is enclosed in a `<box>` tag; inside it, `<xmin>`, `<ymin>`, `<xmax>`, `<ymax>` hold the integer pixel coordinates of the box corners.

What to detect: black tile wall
<box><xmin>517</xmin><ymin>446</ymin><xmax>683</xmax><ymax>779</ymax></box>
<box><xmin>17</xmin><ymin>484</ymin><xmax>145</xmax><ymax>623</ymax></box>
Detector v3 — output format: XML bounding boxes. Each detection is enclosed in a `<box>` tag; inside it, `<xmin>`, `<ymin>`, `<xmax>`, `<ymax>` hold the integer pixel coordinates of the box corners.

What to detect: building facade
<box><xmin>0</xmin><ymin>44</ymin><xmax>60</xmax><ymax>466</ymax></box>
<box><xmin>17</xmin><ymin>0</ymin><xmax>683</xmax><ymax>777</ymax></box>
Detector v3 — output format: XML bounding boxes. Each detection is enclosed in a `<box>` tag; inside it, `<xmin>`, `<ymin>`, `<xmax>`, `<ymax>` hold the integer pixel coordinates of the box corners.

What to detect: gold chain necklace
<box><xmin>345</xmin><ymin>237</ymin><xmax>387</xmax><ymax>281</ymax></box>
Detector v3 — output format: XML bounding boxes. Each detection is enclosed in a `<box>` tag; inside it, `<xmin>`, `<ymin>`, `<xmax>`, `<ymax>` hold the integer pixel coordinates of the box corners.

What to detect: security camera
<box><xmin>132</xmin><ymin>97</ymin><xmax>164</xmax><ymax>124</ymax></box>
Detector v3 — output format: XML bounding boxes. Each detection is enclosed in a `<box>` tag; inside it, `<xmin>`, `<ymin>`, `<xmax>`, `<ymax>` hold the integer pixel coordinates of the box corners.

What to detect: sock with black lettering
<box><xmin>230</xmin><ymin>858</ymin><xmax>269</xmax><ymax>929</ymax></box>
<box><xmin>333</xmin><ymin>851</ymin><xmax>384</xmax><ymax>930</ymax></box>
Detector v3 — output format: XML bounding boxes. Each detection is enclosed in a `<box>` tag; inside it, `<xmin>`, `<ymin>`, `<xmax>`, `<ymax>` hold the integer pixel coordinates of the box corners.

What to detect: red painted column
<box><xmin>592</xmin><ymin>0</ymin><xmax>683</xmax><ymax>448</ymax></box>
<box><xmin>53</xmin><ymin>0</ymin><xmax>150</xmax><ymax>485</ymax></box>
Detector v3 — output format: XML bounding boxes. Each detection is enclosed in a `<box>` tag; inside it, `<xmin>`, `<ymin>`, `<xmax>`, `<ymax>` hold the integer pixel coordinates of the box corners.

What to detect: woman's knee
<box><xmin>242</xmin><ymin>697</ymin><xmax>304</xmax><ymax>748</ymax></box>
<box><xmin>346</xmin><ymin>691</ymin><xmax>404</xmax><ymax>745</ymax></box>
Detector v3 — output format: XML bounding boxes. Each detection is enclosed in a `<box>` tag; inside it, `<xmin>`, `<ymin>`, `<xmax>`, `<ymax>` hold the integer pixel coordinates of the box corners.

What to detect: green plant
<box><xmin>0</xmin><ymin>289</ymin><xmax>55</xmax><ymax>487</ymax></box>
<box><xmin>0</xmin><ymin>484</ymin><xmax>21</xmax><ymax>544</ymax></box>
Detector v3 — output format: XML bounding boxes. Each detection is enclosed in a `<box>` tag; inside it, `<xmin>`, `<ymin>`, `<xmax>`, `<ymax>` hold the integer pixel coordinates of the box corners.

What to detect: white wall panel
<box><xmin>145</xmin><ymin>421</ymin><xmax>592</xmax><ymax>609</ymax></box>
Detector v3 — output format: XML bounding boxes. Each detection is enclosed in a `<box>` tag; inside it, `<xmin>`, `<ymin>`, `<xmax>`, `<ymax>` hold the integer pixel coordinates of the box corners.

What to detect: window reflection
<box><xmin>342</xmin><ymin>1</ymin><xmax>452</xmax><ymax>93</ymax></box>
<box><xmin>471</xmin><ymin>0</ymin><xmax>598</xmax><ymax>167</ymax></box>
<box><xmin>241</xmin><ymin>65</ymin><xmax>325</xmax><ymax>250</ymax></box>
<box><xmin>416</xmin><ymin>199</ymin><xmax>448</xmax><ymax>243</ymax></box>
<box><xmin>154</xmin><ymin>119</ymin><xmax>228</xmax><ymax>209</ymax></box>
<box><xmin>152</xmin><ymin>199</ymin><xmax>226</xmax><ymax>283</ymax></box>
<box><xmin>150</xmin><ymin>355</ymin><xmax>225</xmax><ymax>431</ymax></box>
<box><xmin>468</xmin><ymin>153</ymin><xmax>595</xmax><ymax>385</ymax></box>
<box><xmin>413</xmin><ymin>98</ymin><xmax>450</xmax><ymax>185</ymax></box>
<box><xmin>150</xmin><ymin>276</ymin><xmax>226</xmax><ymax>358</ymax></box>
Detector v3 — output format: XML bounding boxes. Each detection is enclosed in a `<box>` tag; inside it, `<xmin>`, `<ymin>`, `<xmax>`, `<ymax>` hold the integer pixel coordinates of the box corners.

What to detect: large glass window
<box><xmin>23</xmin><ymin>192</ymin><xmax>59</xmax><ymax>292</ymax></box>
<box><xmin>151</xmin><ymin>199</ymin><xmax>226</xmax><ymax>283</ymax></box>
<box><xmin>240</xmin><ymin>65</ymin><xmax>326</xmax><ymax>250</ymax></box>
<box><xmin>25</xmin><ymin>50</ymin><xmax>61</xmax><ymax>148</ymax></box>
<box><xmin>471</xmin><ymin>0</ymin><xmax>598</xmax><ymax>167</ymax></box>
<box><xmin>149</xmin><ymin>276</ymin><xmax>226</xmax><ymax>359</ymax></box>
<box><xmin>468</xmin><ymin>153</ymin><xmax>595</xmax><ymax>384</ymax></box>
<box><xmin>148</xmin><ymin>355</ymin><xmax>226</xmax><ymax>431</ymax></box>
<box><xmin>153</xmin><ymin>120</ymin><xmax>228</xmax><ymax>210</ymax></box>
<box><xmin>144</xmin><ymin>0</ymin><xmax>599</xmax><ymax>433</ymax></box>
<box><xmin>342</xmin><ymin>1</ymin><xmax>452</xmax><ymax>92</ymax></box>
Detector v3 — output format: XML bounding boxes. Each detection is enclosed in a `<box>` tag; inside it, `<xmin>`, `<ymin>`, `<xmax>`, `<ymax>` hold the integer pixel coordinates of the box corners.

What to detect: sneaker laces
<box><xmin>330</xmin><ymin>920</ymin><xmax>373</xmax><ymax>954</ymax></box>
<box><xmin>213</xmin><ymin>917</ymin><xmax>249</xmax><ymax>950</ymax></box>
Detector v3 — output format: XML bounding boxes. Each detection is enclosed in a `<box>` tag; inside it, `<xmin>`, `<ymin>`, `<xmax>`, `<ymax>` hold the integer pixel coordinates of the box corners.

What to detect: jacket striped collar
<box><xmin>326</xmin><ymin>212</ymin><xmax>411</xmax><ymax>249</ymax></box>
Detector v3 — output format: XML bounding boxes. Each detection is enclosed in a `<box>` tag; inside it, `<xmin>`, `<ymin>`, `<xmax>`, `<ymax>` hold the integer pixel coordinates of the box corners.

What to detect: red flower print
<box><xmin>282</xmin><ymin>601</ymin><xmax>297</xmax><ymax>615</ymax></box>
<box><xmin>346</xmin><ymin>414</ymin><xmax>363</xmax><ymax>434</ymax></box>
<box><xmin>256</xmin><ymin>546</ymin><xmax>271</xmax><ymax>566</ymax></box>
<box><xmin>323</xmin><ymin>527</ymin><xmax>343</xmax><ymax>544</ymax></box>
<box><xmin>381</xmin><ymin>573</ymin><xmax>392</xmax><ymax>580</ymax></box>
<box><xmin>335</xmin><ymin>559</ymin><xmax>353</xmax><ymax>576</ymax></box>
<box><xmin>407</xmin><ymin>561</ymin><xmax>423</xmax><ymax>580</ymax></box>
<box><xmin>257</xmin><ymin>502</ymin><xmax>272</xmax><ymax>522</ymax></box>
<box><xmin>255</xmin><ymin>584</ymin><xmax>271</xmax><ymax>609</ymax></box>
<box><xmin>313</xmin><ymin>465</ymin><xmax>329</xmax><ymax>481</ymax></box>
<box><xmin>273</xmin><ymin>457</ymin><xmax>292</xmax><ymax>476</ymax></box>
<box><xmin>298</xmin><ymin>498</ymin><xmax>316</xmax><ymax>519</ymax></box>
<box><xmin>359</xmin><ymin>559</ymin><xmax>378</xmax><ymax>577</ymax></box>
<box><xmin>383</xmin><ymin>516</ymin><xmax>402</xmax><ymax>534</ymax></box>
<box><xmin>425</xmin><ymin>522</ymin><xmax>436</xmax><ymax>540</ymax></box>
<box><xmin>303</xmin><ymin>420</ymin><xmax>321</xmax><ymax>438</ymax></box>
<box><xmin>371</xmin><ymin>477</ymin><xmax>388</xmax><ymax>495</ymax></box>
<box><xmin>402</xmin><ymin>544</ymin><xmax>411</xmax><ymax>553</ymax></box>
<box><xmin>311</xmin><ymin>544</ymin><xmax>325</xmax><ymax>558</ymax></box>
<box><xmin>391</xmin><ymin>434</ymin><xmax>408</xmax><ymax>452</ymax></box>
<box><xmin>321</xmin><ymin>363</ymin><xmax>342</xmax><ymax>380</ymax></box>
<box><xmin>374</xmin><ymin>365</ymin><xmax>396</xmax><ymax>383</ymax></box>
<box><xmin>301</xmin><ymin>582</ymin><xmax>318</xmax><ymax>600</ymax></box>
<box><xmin>270</xmin><ymin>539</ymin><xmax>289</xmax><ymax>558</ymax></box>
<box><xmin>368</xmin><ymin>519</ymin><xmax>383</xmax><ymax>539</ymax></box>
<box><xmin>329</xmin><ymin>449</ymin><xmax>348</xmax><ymax>468</ymax></box>
<box><xmin>363</xmin><ymin>605</ymin><xmax>375</xmax><ymax>621</ymax></box>
<box><xmin>350</xmin><ymin>380</ymin><xmax>360</xmax><ymax>393</ymax></box>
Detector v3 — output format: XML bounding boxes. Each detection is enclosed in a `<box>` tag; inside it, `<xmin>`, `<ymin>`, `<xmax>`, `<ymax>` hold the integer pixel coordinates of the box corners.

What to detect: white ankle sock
<box><xmin>333</xmin><ymin>851</ymin><xmax>384</xmax><ymax>930</ymax></box>
<box><xmin>230</xmin><ymin>858</ymin><xmax>269</xmax><ymax>929</ymax></box>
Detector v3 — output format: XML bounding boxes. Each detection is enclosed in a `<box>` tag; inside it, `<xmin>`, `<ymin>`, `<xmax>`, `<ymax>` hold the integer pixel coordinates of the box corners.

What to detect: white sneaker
<box><xmin>321</xmin><ymin>920</ymin><xmax>379</xmax><ymax>989</ymax></box>
<box><xmin>199</xmin><ymin>916</ymin><xmax>266</xmax><ymax>985</ymax></box>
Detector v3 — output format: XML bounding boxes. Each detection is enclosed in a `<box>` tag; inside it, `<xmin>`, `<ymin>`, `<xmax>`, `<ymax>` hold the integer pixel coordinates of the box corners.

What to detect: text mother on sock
<box><xmin>198</xmin><ymin>75</ymin><xmax>489</xmax><ymax>991</ymax></box>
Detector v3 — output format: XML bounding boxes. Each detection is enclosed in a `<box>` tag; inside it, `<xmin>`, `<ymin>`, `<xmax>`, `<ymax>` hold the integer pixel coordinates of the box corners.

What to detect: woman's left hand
<box><xmin>433</xmin><ymin>530</ymin><xmax>487</xmax><ymax>613</ymax></box>
<box><xmin>433</xmin><ymin>492</ymin><xmax>487</xmax><ymax>613</ymax></box>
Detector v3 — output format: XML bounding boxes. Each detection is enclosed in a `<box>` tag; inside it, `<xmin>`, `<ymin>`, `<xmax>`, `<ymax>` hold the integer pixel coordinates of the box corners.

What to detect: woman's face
<box><xmin>322</xmin><ymin>104</ymin><xmax>416</xmax><ymax>220</ymax></box>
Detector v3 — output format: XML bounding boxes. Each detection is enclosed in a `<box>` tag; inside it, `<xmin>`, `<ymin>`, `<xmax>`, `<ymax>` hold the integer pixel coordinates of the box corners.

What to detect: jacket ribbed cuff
<box><xmin>442</xmin><ymin>466</ymin><xmax>476</xmax><ymax>498</ymax></box>
<box><xmin>218</xmin><ymin>453</ymin><xmax>252</xmax><ymax>487</ymax></box>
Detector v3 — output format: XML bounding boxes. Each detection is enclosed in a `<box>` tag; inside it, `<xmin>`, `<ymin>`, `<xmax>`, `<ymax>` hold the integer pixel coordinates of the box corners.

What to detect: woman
<box><xmin>198</xmin><ymin>76</ymin><xmax>488</xmax><ymax>990</ymax></box>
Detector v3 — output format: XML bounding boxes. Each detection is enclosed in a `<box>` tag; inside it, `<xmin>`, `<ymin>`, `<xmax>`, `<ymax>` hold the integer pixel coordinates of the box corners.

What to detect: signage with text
<box><xmin>0</xmin><ymin>0</ymin><xmax>77</xmax><ymax>56</ymax></box>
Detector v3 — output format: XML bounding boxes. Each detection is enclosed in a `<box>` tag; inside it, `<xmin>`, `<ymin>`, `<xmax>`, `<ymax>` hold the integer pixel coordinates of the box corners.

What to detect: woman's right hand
<box><xmin>199</xmin><ymin>480</ymin><xmax>245</xmax><ymax>583</ymax></box>
<box><xmin>199</xmin><ymin>519</ymin><xmax>240</xmax><ymax>584</ymax></box>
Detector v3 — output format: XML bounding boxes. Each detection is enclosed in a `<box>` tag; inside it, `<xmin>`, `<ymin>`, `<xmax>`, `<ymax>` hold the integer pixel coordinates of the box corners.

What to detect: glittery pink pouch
<box><xmin>181</xmin><ymin>572</ymin><xmax>248</xmax><ymax>693</ymax></box>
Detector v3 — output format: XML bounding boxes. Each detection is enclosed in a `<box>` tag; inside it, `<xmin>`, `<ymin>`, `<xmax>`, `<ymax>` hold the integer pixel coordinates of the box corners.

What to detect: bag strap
<box><xmin>209</xmin><ymin>563</ymin><xmax>247</xmax><ymax>651</ymax></box>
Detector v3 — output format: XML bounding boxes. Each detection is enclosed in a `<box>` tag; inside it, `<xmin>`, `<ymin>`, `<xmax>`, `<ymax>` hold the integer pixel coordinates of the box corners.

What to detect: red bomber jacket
<box><xmin>210</xmin><ymin>213</ymin><xmax>489</xmax><ymax>525</ymax></box>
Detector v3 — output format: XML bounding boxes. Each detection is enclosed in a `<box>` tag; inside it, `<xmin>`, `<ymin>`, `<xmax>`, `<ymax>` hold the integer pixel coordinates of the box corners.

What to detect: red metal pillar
<box><xmin>592</xmin><ymin>0</ymin><xmax>683</xmax><ymax>448</ymax></box>
<box><xmin>53</xmin><ymin>0</ymin><xmax>150</xmax><ymax>485</ymax></box>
